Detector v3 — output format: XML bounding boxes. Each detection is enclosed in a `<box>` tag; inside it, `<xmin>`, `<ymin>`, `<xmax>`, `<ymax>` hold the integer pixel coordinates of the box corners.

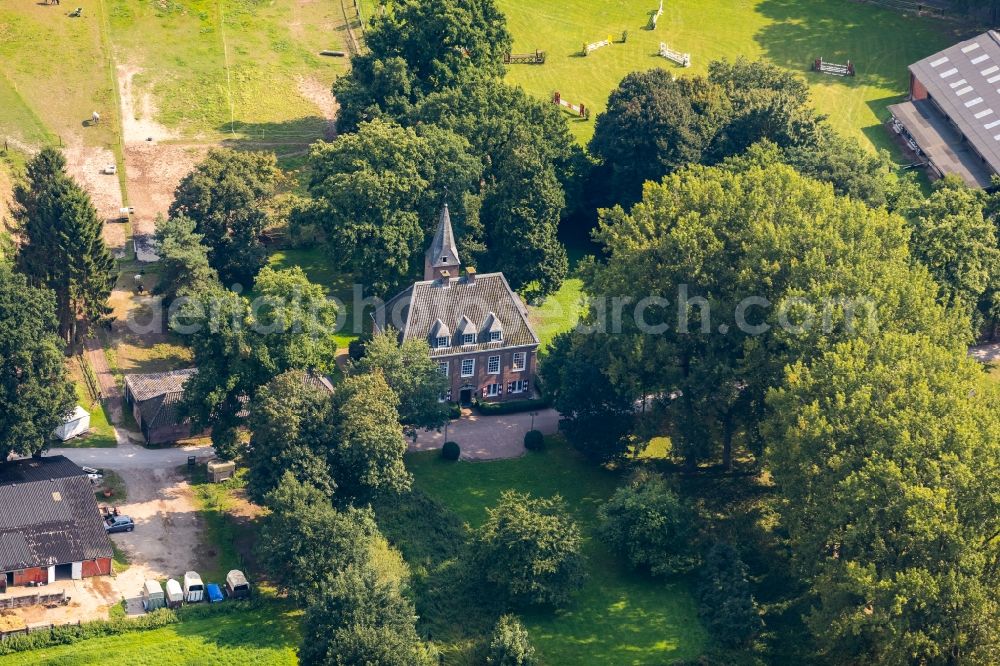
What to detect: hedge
<box><xmin>442</xmin><ymin>441</ymin><xmax>461</xmax><ymax>461</ymax></box>
<box><xmin>474</xmin><ymin>397</ymin><xmax>550</xmax><ymax>415</ymax></box>
<box><xmin>0</xmin><ymin>600</ymin><xmax>264</xmax><ymax>655</ymax></box>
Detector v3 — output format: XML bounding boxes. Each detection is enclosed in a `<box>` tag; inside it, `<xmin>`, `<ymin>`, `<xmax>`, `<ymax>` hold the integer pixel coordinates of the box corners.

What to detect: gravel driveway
<box><xmin>409</xmin><ymin>408</ymin><xmax>560</xmax><ymax>460</ymax></box>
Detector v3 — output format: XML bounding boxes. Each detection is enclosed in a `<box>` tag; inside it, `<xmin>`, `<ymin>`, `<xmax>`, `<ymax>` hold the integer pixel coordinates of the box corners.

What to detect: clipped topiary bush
<box><xmin>442</xmin><ymin>441</ymin><xmax>461</xmax><ymax>461</ymax></box>
<box><xmin>523</xmin><ymin>430</ymin><xmax>544</xmax><ymax>451</ymax></box>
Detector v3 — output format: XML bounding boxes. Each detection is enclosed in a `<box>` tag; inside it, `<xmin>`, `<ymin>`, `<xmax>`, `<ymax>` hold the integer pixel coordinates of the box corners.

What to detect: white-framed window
<box><xmin>438</xmin><ymin>361</ymin><xmax>449</xmax><ymax>376</ymax></box>
<box><xmin>508</xmin><ymin>380</ymin><xmax>529</xmax><ymax>394</ymax></box>
<box><xmin>435</xmin><ymin>336</ymin><xmax>450</xmax><ymax>348</ymax></box>
<box><xmin>489</xmin><ymin>330</ymin><xmax>502</xmax><ymax>342</ymax></box>
<box><xmin>461</xmin><ymin>358</ymin><xmax>475</xmax><ymax>377</ymax></box>
<box><xmin>512</xmin><ymin>352</ymin><xmax>526</xmax><ymax>372</ymax></box>
<box><xmin>486</xmin><ymin>383</ymin><xmax>501</xmax><ymax>397</ymax></box>
<box><xmin>487</xmin><ymin>355</ymin><xmax>500</xmax><ymax>374</ymax></box>
<box><xmin>462</xmin><ymin>333</ymin><xmax>475</xmax><ymax>345</ymax></box>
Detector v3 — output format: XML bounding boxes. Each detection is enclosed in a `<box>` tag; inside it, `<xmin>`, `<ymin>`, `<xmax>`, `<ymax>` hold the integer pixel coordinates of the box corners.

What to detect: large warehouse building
<box><xmin>889</xmin><ymin>30</ymin><xmax>1000</xmax><ymax>188</ymax></box>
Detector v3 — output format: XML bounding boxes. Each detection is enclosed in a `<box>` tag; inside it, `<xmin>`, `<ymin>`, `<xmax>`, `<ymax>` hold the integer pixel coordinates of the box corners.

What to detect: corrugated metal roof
<box><xmin>124</xmin><ymin>368</ymin><xmax>197</xmax><ymax>403</ymax></box>
<box><xmin>909</xmin><ymin>30</ymin><xmax>1000</xmax><ymax>175</ymax></box>
<box><xmin>0</xmin><ymin>457</ymin><xmax>112</xmax><ymax>571</ymax></box>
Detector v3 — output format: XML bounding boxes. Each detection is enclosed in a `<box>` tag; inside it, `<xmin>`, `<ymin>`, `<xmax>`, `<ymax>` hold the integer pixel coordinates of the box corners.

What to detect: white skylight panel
<box><xmin>955</xmin><ymin>86</ymin><xmax>974</xmax><ymax>95</ymax></box>
<box><xmin>930</xmin><ymin>56</ymin><xmax>950</xmax><ymax>67</ymax></box>
<box><xmin>982</xmin><ymin>65</ymin><xmax>999</xmax><ymax>76</ymax></box>
<box><xmin>971</xmin><ymin>54</ymin><xmax>990</xmax><ymax>64</ymax></box>
<box><xmin>950</xmin><ymin>78</ymin><xmax>968</xmax><ymax>88</ymax></box>
<box><xmin>985</xmin><ymin>119</ymin><xmax>1000</xmax><ymax>129</ymax></box>
<box><xmin>965</xmin><ymin>97</ymin><xmax>984</xmax><ymax>107</ymax></box>
<box><xmin>975</xmin><ymin>109</ymin><xmax>994</xmax><ymax>119</ymax></box>
<box><xmin>993</xmin><ymin>134</ymin><xmax>1000</xmax><ymax>140</ymax></box>
<box><xmin>962</xmin><ymin>43</ymin><xmax>981</xmax><ymax>53</ymax></box>
<box><xmin>989</xmin><ymin>74</ymin><xmax>1000</xmax><ymax>83</ymax></box>
<box><xmin>940</xmin><ymin>68</ymin><xmax>959</xmax><ymax>78</ymax></box>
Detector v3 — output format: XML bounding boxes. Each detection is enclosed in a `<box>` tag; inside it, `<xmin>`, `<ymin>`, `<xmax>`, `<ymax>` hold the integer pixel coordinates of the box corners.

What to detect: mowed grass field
<box><xmin>408</xmin><ymin>437</ymin><xmax>709</xmax><ymax>665</ymax></box>
<box><xmin>0</xmin><ymin>604</ymin><xmax>301</xmax><ymax>666</ymax></box>
<box><xmin>498</xmin><ymin>0</ymin><xmax>963</xmax><ymax>152</ymax></box>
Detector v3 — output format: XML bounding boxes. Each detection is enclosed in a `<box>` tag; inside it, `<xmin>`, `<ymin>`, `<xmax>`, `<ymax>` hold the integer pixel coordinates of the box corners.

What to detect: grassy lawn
<box><xmin>404</xmin><ymin>436</ymin><xmax>709</xmax><ymax>665</ymax></box>
<box><xmin>268</xmin><ymin>247</ymin><xmax>362</xmax><ymax>348</ymax></box>
<box><xmin>106</xmin><ymin>0</ymin><xmax>346</xmax><ymax>141</ymax></box>
<box><xmin>0</xmin><ymin>2</ymin><xmax>116</xmax><ymax>148</ymax></box>
<box><xmin>499</xmin><ymin>0</ymin><xmax>963</xmax><ymax>153</ymax></box>
<box><xmin>184</xmin><ymin>465</ymin><xmax>261</xmax><ymax>584</ymax></box>
<box><xmin>60</xmin><ymin>365</ymin><xmax>117</xmax><ymax>448</ymax></box>
<box><xmin>0</xmin><ymin>604</ymin><xmax>301</xmax><ymax>666</ymax></box>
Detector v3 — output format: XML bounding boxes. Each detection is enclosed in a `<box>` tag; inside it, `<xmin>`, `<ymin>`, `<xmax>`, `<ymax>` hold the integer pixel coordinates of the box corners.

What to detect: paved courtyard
<box><xmin>409</xmin><ymin>408</ymin><xmax>560</xmax><ymax>460</ymax></box>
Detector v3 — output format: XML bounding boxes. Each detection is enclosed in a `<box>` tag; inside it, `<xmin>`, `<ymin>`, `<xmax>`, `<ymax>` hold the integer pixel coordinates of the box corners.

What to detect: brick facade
<box><xmin>911</xmin><ymin>73</ymin><xmax>928</xmax><ymax>100</ymax></box>
<box><xmin>438</xmin><ymin>346</ymin><xmax>537</xmax><ymax>403</ymax></box>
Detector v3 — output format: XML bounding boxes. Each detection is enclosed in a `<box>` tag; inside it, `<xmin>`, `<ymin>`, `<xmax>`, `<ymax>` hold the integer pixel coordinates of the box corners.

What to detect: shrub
<box><xmin>448</xmin><ymin>402</ymin><xmax>462</xmax><ymax>420</ymax></box>
<box><xmin>487</xmin><ymin>614</ymin><xmax>537</xmax><ymax>665</ymax></box>
<box><xmin>597</xmin><ymin>471</ymin><xmax>699</xmax><ymax>576</ymax></box>
<box><xmin>348</xmin><ymin>337</ymin><xmax>368</xmax><ymax>362</ymax></box>
<box><xmin>474</xmin><ymin>490</ymin><xmax>586</xmax><ymax>607</ymax></box>
<box><xmin>696</xmin><ymin>542</ymin><xmax>762</xmax><ymax>647</ymax></box>
<box><xmin>474</xmin><ymin>397</ymin><xmax>550</xmax><ymax>415</ymax></box>
<box><xmin>442</xmin><ymin>441</ymin><xmax>461</xmax><ymax>461</ymax></box>
<box><xmin>523</xmin><ymin>430</ymin><xmax>544</xmax><ymax>451</ymax></box>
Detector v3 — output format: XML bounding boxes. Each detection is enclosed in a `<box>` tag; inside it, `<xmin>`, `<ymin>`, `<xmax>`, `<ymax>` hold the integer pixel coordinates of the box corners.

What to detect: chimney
<box><xmin>465</xmin><ymin>267</ymin><xmax>476</xmax><ymax>285</ymax></box>
<box><xmin>439</xmin><ymin>270</ymin><xmax>451</xmax><ymax>288</ymax></box>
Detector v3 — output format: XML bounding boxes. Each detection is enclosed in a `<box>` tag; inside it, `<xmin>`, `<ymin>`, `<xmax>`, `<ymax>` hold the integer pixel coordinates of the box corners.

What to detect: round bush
<box><xmin>524</xmin><ymin>430</ymin><xmax>544</xmax><ymax>451</ymax></box>
<box><xmin>442</xmin><ymin>441</ymin><xmax>461</xmax><ymax>461</ymax></box>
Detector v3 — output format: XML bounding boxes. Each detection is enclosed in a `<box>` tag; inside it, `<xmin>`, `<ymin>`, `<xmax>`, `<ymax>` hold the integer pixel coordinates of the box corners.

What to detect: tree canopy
<box><xmin>14</xmin><ymin>147</ymin><xmax>115</xmax><ymax>341</ymax></box>
<box><xmin>0</xmin><ymin>266</ymin><xmax>75</xmax><ymax>458</ymax></box>
<box><xmin>169</xmin><ymin>149</ymin><xmax>278</xmax><ymax>288</ymax></box>
<box><xmin>152</xmin><ymin>214</ymin><xmax>217</xmax><ymax>304</ymax></box>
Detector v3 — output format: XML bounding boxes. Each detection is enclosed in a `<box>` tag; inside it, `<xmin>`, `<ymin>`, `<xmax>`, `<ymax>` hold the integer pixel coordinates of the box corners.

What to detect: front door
<box><xmin>459</xmin><ymin>389</ymin><xmax>473</xmax><ymax>406</ymax></box>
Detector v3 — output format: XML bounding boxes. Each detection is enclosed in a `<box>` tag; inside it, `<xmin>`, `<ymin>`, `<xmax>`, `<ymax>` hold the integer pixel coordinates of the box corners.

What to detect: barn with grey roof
<box><xmin>889</xmin><ymin>30</ymin><xmax>1000</xmax><ymax>188</ymax></box>
<box><xmin>0</xmin><ymin>456</ymin><xmax>113</xmax><ymax>590</ymax></box>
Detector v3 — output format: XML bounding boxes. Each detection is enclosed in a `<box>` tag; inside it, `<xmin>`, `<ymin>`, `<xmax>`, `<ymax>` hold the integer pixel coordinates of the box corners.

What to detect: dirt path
<box><xmin>108</xmin><ymin>467</ymin><xmax>204</xmax><ymax>615</ymax></box>
<box><xmin>83</xmin><ymin>335</ymin><xmax>122</xmax><ymax>424</ymax></box>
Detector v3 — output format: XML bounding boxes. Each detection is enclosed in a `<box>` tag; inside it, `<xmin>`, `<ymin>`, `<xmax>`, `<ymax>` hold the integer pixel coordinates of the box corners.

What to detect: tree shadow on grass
<box><xmin>753</xmin><ymin>0</ymin><xmax>966</xmax><ymax>92</ymax></box>
<box><xmin>172</xmin><ymin>601</ymin><xmax>301</xmax><ymax>652</ymax></box>
<box><xmin>216</xmin><ymin>117</ymin><xmax>332</xmax><ymax>155</ymax></box>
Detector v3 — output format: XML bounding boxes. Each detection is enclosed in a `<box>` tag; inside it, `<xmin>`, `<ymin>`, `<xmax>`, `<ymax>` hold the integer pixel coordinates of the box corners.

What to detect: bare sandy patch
<box><xmin>117</xmin><ymin>64</ymin><xmax>178</xmax><ymax>145</ymax></box>
<box><xmin>61</xmin><ymin>140</ymin><xmax>126</xmax><ymax>250</ymax></box>
<box><xmin>297</xmin><ymin>76</ymin><xmax>338</xmax><ymax>138</ymax></box>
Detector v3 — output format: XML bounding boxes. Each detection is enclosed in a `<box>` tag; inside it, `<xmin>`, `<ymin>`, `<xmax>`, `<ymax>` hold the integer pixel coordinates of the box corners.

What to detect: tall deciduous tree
<box><xmin>299</xmin><ymin>119</ymin><xmax>482</xmax><ymax>294</ymax></box>
<box><xmin>299</xmin><ymin>562</ymin><xmax>434</xmax><ymax>666</ymax></box>
<box><xmin>174</xmin><ymin>268</ymin><xmax>338</xmax><ymax>460</ymax></box>
<box><xmin>909</xmin><ymin>176</ymin><xmax>1000</xmax><ymax>335</ymax></box>
<box><xmin>765</xmin><ymin>333</ymin><xmax>1000</xmax><ymax>663</ymax></box>
<box><xmin>246</xmin><ymin>370</ymin><xmax>336</xmax><ymax>504</ymax></box>
<box><xmin>258</xmin><ymin>473</ymin><xmax>378</xmax><ymax>603</ymax></box>
<box><xmin>333</xmin><ymin>0</ymin><xmax>511</xmax><ymax>131</ymax></box>
<box><xmin>152</xmin><ymin>214</ymin><xmax>217</xmax><ymax>304</ymax></box>
<box><xmin>696</xmin><ymin>542</ymin><xmax>762</xmax><ymax>648</ymax></box>
<box><xmin>169</xmin><ymin>149</ymin><xmax>278</xmax><ymax>288</ymax></box>
<box><xmin>351</xmin><ymin>330</ymin><xmax>448</xmax><ymax>436</ymax></box>
<box><xmin>474</xmin><ymin>491</ymin><xmax>586</xmax><ymax>607</ymax></box>
<box><xmin>14</xmin><ymin>147</ymin><xmax>115</xmax><ymax>341</ymax></box>
<box><xmin>329</xmin><ymin>372</ymin><xmax>411</xmax><ymax>506</ymax></box>
<box><xmin>0</xmin><ymin>266</ymin><xmax>75</xmax><ymax>458</ymax></box>
<box><xmin>570</xmin><ymin>151</ymin><xmax>965</xmax><ymax>470</ymax></box>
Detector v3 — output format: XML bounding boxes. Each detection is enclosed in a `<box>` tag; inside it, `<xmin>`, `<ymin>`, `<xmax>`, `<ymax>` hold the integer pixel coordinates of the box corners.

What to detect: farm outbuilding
<box><xmin>52</xmin><ymin>406</ymin><xmax>90</xmax><ymax>442</ymax></box>
<box><xmin>0</xmin><ymin>457</ymin><xmax>113</xmax><ymax>590</ymax></box>
<box><xmin>889</xmin><ymin>30</ymin><xmax>1000</xmax><ymax>188</ymax></box>
<box><xmin>123</xmin><ymin>368</ymin><xmax>204</xmax><ymax>445</ymax></box>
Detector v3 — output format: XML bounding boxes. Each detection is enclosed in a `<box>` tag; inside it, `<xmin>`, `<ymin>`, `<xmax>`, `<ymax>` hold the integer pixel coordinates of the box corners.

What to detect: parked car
<box><xmin>82</xmin><ymin>466</ymin><xmax>103</xmax><ymax>483</ymax></box>
<box><xmin>105</xmin><ymin>516</ymin><xmax>134</xmax><ymax>533</ymax></box>
<box><xmin>206</xmin><ymin>583</ymin><xmax>224</xmax><ymax>603</ymax></box>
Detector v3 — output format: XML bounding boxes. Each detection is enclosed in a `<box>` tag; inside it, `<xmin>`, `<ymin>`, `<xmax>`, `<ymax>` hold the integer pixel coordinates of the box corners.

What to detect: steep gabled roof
<box><xmin>0</xmin><ymin>456</ymin><xmax>113</xmax><ymax>571</ymax></box>
<box><xmin>385</xmin><ymin>273</ymin><xmax>539</xmax><ymax>356</ymax></box>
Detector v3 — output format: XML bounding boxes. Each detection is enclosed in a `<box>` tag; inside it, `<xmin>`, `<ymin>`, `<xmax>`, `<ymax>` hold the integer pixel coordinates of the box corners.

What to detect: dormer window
<box><xmin>484</xmin><ymin>312</ymin><xmax>503</xmax><ymax>343</ymax></box>
<box><xmin>462</xmin><ymin>333</ymin><xmax>475</xmax><ymax>345</ymax></box>
<box><xmin>456</xmin><ymin>316</ymin><xmax>477</xmax><ymax>346</ymax></box>
<box><xmin>489</xmin><ymin>331</ymin><xmax>502</xmax><ymax>342</ymax></box>
<box><xmin>436</xmin><ymin>336</ymin><xmax>450</xmax><ymax>348</ymax></box>
<box><xmin>429</xmin><ymin>319</ymin><xmax>451</xmax><ymax>349</ymax></box>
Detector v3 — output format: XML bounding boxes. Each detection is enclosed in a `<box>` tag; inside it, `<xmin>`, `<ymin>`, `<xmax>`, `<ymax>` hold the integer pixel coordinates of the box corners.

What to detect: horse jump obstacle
<box><xmin>813</xmin><ymin>57</ymin><xmax>855</xmax><ymax>77</ymax></box>
<box><xmin>504</xmin><ymin>50</ymin><xmax>546</xmax><ymax>65</ymax></box>
<box><xmin>658</xmin><ymin>42</ymin><xmax>690</xmax><ymax>67</ymax></box>
<box><xmin>552</xmin><ymin>91</ymin><xmax>590</xmax><ymax>119</ymax></box>
<box><xmin>582</xmin><ymin>35</ymin><xmax>613</xmax><ymax>56</ymax></box>
<box><xmin>650</xmin><ymin>0</ymin><xmax>664</xmax><ymax>29</ymax></box>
